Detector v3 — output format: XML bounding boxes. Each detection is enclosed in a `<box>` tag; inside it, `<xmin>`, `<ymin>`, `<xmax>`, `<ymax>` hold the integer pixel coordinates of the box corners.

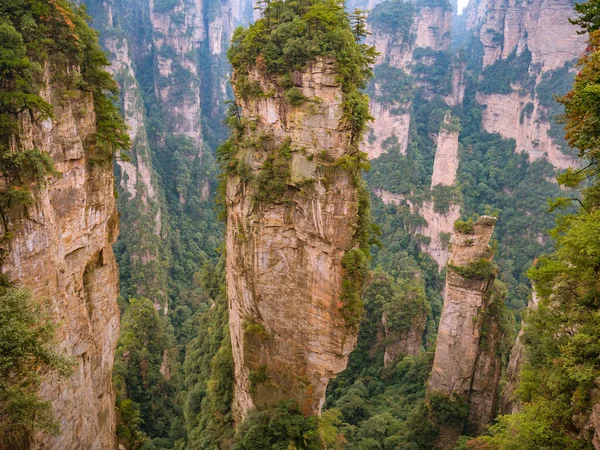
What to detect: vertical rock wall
<box><xmin>367</xmin><ymin>1</ymin><xmax>462</xmax><ymax>267</ymax></box>
<box><xmin>467</xmin><ymin>0</ymin><xmax>586</xmax><ymax>168</ymax></box>
<box><xmin>428</xmin><ymin>216</ymin><xmax>502</xmax><ymax>448</ymax></box>
<box><xmin>1</xmin><ymin>62</ymin><xmax>120</xmax><ymax>450</ymax></box>
<box><xmin>365</xmin><ymin>2</ymin><xmax>454</xmax><ymax>159</ymax></box>
<box><xmin>226</xmin><ymin>58</ymin><xmax>362</xmax><ymax>421</ymax></box>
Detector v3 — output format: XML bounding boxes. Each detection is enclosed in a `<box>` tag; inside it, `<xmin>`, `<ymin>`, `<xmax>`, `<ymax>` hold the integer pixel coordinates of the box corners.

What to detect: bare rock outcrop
<box><xmin>226</xmin><ymin>58</ymin><xmax>365</xmax><ymax>421</ymax></box>
<box><xmin>467</xmin><ymin>0</ymin><xmax>586</xmax><ymax>168</ymax></box>
<box><xmin>467</xmin><ymin>0</ymin><xmax>585</xmax><ymax>70</ymax></box>
<box><xmin>1</xmin><ymin>62</ymin><xmax>120</xmax><ymax>450</ymax></box>
<box><xmin>364</xmin><ymin>1</ymin><xmax>454</xmax><ymax>160</ymax></box>
<box><xmin>428</xmin><ymin>216</ymin><xmax>505</xmax><ymax>448</ymax></box>
<box><xmin>431</xmin><ymin>115</ymin><xmax>460</xmax><ymax>188</ymax></box>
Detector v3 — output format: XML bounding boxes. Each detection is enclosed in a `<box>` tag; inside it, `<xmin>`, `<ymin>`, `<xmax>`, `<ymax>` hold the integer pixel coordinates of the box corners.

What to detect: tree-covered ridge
<box><xmin>466</xmin><ymin>2</ymin><xmax>600</xmax><ymax>448</ymax></box>
<box><xmin>367</xmin><ymin>0</ymin><xmax>415</xmax><ymax>38</ymax></box>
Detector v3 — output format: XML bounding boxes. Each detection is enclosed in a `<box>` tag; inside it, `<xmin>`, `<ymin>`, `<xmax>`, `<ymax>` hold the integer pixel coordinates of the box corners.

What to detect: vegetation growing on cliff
<box><xmin>367</xmin><ymin>0</ymin><xmax>415</xmax><ymax>39</ymax></box>
<box><xmin>227</xmin><ymin>0</ymin><xmax>376</xmax><ymax>147</ymax></box>
<box><xmin>232</xmin><ymin>401</ymin><xmax>343</xmax><ymax>449</ymax></box>
<box><xmin>0</xmin><ymin>0</ymin><xmax>128</xmax><ymax>218</ymax></box>
<box><xmin>465</xmin><ymin>2</ymin><xmax>600</xmax><ymax>448</ymax></box>
<box><xmin>0</xmin><ymin>283</ymin><xmax>73</xmax><ymax>447</ymax></box>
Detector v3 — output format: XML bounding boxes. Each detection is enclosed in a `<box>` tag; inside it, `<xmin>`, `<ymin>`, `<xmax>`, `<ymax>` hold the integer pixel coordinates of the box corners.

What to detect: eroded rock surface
<box><xmin>1</xmin><ymin>62</ymin><xmax>120</xmax><ymax>450</ymax></box>
<box><xmin>226</xmin><ymin>58</ymin><xmax>363</xmax><ymax>421</ymax></box>
<box><xmin>468</xmin><ymin>0</ymin><xmax>586</xmax><ymax>168</ymax></box>
<box><xmin>429</xmin><ymin>216</ymin><xmax>503</xmax><ymax>448</ymax></box>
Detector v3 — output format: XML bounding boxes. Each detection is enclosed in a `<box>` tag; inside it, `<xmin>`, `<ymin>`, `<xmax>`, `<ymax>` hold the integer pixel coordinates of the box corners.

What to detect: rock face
<box><xmin>467</xmin><ymin>0</ymin><xmax>586</xmax><ymax>168</ymax></box>
<box><xmin>365</xmin><ymin>2</ymin><xmax>462</xmax><ymax>267</ymax></box>
<box><xmin>226</xmin><ymin>58</ymin><xmax>362</xmax><ymax>421</ymax></box>
<box><xmin>382</xmin><ymin>309</ymin><xmax>427</xmax><ymax>367</ymax></box>
<box><xmin>467</xmin><ymin>0</ymin><xmax>584</xmax><ymax>69</ymax></box>
<box><xmin>500</xmin><ymin>291</ymin><xmax>539</xmax><ymax>414</ymax></box>
<box><xmin>364</xmin><ymin>2</ymin><xmax>453</xmax><ymax>159</ymax></box>
<box><xmin>1</xmin><ymin>62</ymin><xmax>120</xmax><ymax>449</ymax></box>
<box><xmin>431</xmin><ymin>115</ymin><xmax>460</xmax><ymax>188</ymax></box>
<box><xmin>101</xmin><ymin>25</ymin><xmax>170</xmax><ymax>310</ymax></box>
<box><xmin>429</xmin><ymin>216</ymin><xmax>503</xmax><ymax>448</ymax></box>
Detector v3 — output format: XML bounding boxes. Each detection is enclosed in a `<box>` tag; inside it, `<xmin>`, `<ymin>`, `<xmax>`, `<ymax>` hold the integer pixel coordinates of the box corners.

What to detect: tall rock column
<box><xmin>225</xmin><ymin>57</ymin><xmax>367</xmax><ymax>421</ymax></box>
<box><xmin>428</xmin><ymin>216</ymin><xmax>506</xmax><ymax>448</ymax></box>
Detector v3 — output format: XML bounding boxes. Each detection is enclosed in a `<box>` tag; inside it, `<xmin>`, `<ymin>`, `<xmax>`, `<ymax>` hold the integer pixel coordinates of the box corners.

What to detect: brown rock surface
<box><xmin>226</xmin><ymin>58</ymin><xmax>363</xmax><ymax>421</ymax></box>
<box><xmin>1</xmin><ymin>62</ymin><xmax>120</xmax><ymax>450</ymax></box>
<box><xmin>429</xmin><ymin>216</ymin><xmax>503</xmax><ymax>448</ymax></box>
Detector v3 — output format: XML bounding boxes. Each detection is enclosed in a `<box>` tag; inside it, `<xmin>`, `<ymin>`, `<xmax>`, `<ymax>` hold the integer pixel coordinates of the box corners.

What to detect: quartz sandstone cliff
<box><xmin>226</xmin><ymin>58</ymin><xmax>363</xmax><ymax>421</ymax></box>
<box><xmin>365</xmin><ymin>2</ymin><xmax>454</xmax><ymax>159</ymax></box>
<box><xmin>428</xmin><ymin>216</ymin><xmax>504</xmax><ymax>448</ymax></box>
<box><xmin>468</xmin><ymin>0</ymin><xmax>586</xmax><ymax>168</ymax></box>
<box><xmin>367</xmin><ymin>2</ymin><xmax>462</xmax><ymax>267</ymax></box>
<box><xmin>1</xmin><ymin>62</ymin><xmax>120</xmax><ymax>449</ymax></box>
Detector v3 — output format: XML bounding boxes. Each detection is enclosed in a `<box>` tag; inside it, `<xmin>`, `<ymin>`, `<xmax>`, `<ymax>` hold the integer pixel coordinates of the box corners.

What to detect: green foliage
<box><xmin>284</xmin><ymin>86</ymin><xmax>307</xmax><ymax>105</ymax></box>
<box><xmin>449</xmin><ymin>258</ymin><xmax>497</xmax><ymax>281</ymax></box>
<box><xmin>535</xmin><ymin>63</ymin><xmax>576</xmax><ymax>155</ymax></box>
<box><xmin>469</xmin><ymin>7</ymin><xmax>600</xmax><ymax>448</ymax></box>
<box><xmin>570</xmin><ymin>0</ymin><xmax>600</xmax><ymax>34</ymax></box>
<box><xmin>519</xmin><ymin>102</ymin><xmax>534</xmax><ymax>124</ymax></box>
<box><xmin>341</xmin><ymin>249</ymin><xmax>369</xmax><ymax>329</ymax></box>
<box><xmin>367</xmin><ymin>0</ymin><xmax>415</xmax><ymax>38</ymax></box>
<box><xmin>249</xmin><ymin>365</ymin><xmax>270</xmax><ymax>390</ymax></box>
<box><xmin>184</xmin><ymin>260</ymin><xmax>234</xmax><ymax>449</ymax></box>
<box><xmin>233</xmin><ymin>400</ymin><xmax>334</xmax><ymax>450</ymax></box>
<box><xmin>412</xmin><ymin>48</ymin><xmax>453</xmax><ymax>95</ymax></box>
<box><xmin>478</xmin><ymin>50</ymin><xmax>533</xmax><ymax>95</ymax></box>
<box><xmin>227</xmin><ymin>0</ymin><xmax>376</xmax><ymax>145</ymax></box>
<box><xmin>468</xmin><ymin>399</ymin><xmax>590</xmax><ymax>449</ymax></box>
<box><xmin>431</xmin><ymin>185</ymin><xmax>462</xmax><ymax>214</ymax></box>
<box><xmin>366</xmin><ymin>64</ymin><xmax>414</xmax><ymax>114</ymax></box>
<box><xmin>480</xmin><ymin>280</ymin><xmax>516</xmax><ymax>357</ymax></box>
<box><xmin>113</xmin><ymin>298</ymin><xmax>175</xmax><ymax>443</ymax></box>
<box><xmin>0</xmin><ymin>0</ymin><xmax>129</xmax><ymax>216</ymax></box>
<box><xmin>325</xmin><ymin>262</ymin><xmax>437</xmax><ymax>448</ymax></box>
<box><xmin>416</xmin><ymin>0</ymin><xmax>453</xmax><ymax>10</ymax></box>
<box><xmin>234</xmin><ymin>73</ymin><xmax>264</xmax><ymax>99</ymax></box>
<box><xmin>458</xmin><ymin>92</ymin><xmax>565</xmax><ymax>310</ymax></box>
<box><xmin>153</xmin><ymin>0</ymin><xmax>178</xmax><ymax>14</ymax></box>
<box><xmin>454</xmin><ymin>219</ymin><xmax>474</xmax><ymax>234</ymax></box>
<box><xmin>376</xmin><ymin>270</ymin><xmax>431</xmax><ymax>337</ymax></box>
<box><xmin>254</xmin><ymin>139</ymin><xmax>292</xmax><ymax>204</ymax></box>
<box><xmin>244</xmin><ymin>321</ymin><xmax>270</xmax><ymax>339</ymax></box>
<box><xmin>0</xmin><ymin>284</ymin><xmax>73</xmax><ymax>447</ymax></box>
<box><xmin>427</xmin><ymin>392</ymin><xmax>469</xmax><ymax>426</ymax></box>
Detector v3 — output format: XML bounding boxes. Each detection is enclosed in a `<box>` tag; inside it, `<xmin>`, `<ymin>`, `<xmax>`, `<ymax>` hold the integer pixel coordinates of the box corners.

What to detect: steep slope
<box><xmin>223</xmin><ymin>2</ymin><xmax>374</xmax><ymax>421</ymax></box>
<box><xmin>428</xmin><ymin>216</ymin><xmax>509</xmax><ymax>448</ymax></box>
<box><xmin>365</xmin><ymin>0</ymin><xmax>462</xmax><ymax>268</ymax></box>
<box><xmin>0</xmin><ymin>2</ymin><xmax>128</xmax><ymax>447</ymax></box>
<box><xmin>468</xmin><ymin>0</ymin><xmax>586</xmax><ymax>168</ymax></box>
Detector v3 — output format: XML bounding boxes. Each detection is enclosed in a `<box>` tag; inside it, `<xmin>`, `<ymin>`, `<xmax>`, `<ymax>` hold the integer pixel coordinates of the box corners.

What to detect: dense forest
<box><xmin>1</xmin><ymin>0</ymin><xmax>600</xmax><ymax>448</ymax></box>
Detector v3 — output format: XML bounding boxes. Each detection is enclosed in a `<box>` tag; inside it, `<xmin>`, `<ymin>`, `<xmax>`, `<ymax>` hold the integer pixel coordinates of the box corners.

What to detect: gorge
<box><xmin>1</xmin><ymin>0</ymin><xmax>600</xmax><ymax>449</ymax></box>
